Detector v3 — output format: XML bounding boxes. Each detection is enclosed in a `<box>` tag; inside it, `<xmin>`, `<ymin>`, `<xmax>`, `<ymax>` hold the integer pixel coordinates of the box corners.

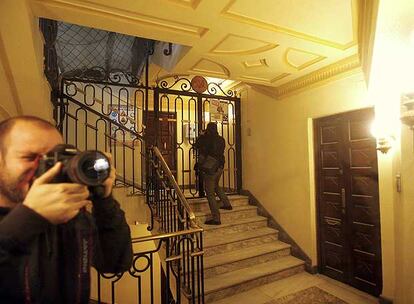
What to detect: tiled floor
<box><xmin>210</xmin><ymin>272</ymin><xmax>378</xmax><ymax>304</ymax></box>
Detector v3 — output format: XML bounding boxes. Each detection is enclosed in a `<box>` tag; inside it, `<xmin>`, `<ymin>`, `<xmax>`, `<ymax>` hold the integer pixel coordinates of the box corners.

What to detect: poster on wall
<box><xmin>108</xmin><ymin>104</ymin><xmax>137</xmax><ymax>144</ymax></box>
<box><xmin>183</xmin><ymin>122</ymin><xmax>197</xmax><ymax>140</ymax></box>
<box><xmin>210</xmin><ymin>99</ymin><xmax>228</xmax><ymax>122</ymax></box>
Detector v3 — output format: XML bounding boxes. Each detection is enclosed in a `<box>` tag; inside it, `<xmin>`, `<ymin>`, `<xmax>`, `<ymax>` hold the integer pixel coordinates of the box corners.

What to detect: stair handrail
<box><xmin>151</xmin><ymin>146</ymin><xmax>197</xmax><ymax>225</ymax></box>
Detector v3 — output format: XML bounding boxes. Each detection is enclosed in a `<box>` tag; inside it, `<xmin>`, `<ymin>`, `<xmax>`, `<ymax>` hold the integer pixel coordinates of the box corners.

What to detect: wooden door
<box><xmin>315</xmin><ymin>108</ymin><xmax>382</xmax><ymax>296</ymax></box>
<box><xmin>145</xmin><ymin>111</ymin><xmax>177</xmax><ymax>172</ymax></box>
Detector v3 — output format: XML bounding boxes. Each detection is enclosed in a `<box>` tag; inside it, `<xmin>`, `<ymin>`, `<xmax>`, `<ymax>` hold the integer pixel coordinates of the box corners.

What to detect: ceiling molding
<box><xmin>239</xmin><ymin>72</ymin><xmax>290</xmax><ymax>84</ymax></box>
<box><xmin>33</xmin><ymin>0</ymin><xmax>208</xmax><ymax>38</ymax></box>
<box><xmin>275</xmin><ymin>54</ymin><xmax>360</xmax><ymax>98</ymax></box>
<box><xmin>190</xmin><ymin>58</ymin><xmax>230</xmax><ymax>77</ymax></box>
<box><xmin>210</xmin><ymin>34</ymin><xmax>278</xmax><ymax>55</ymax></box>
<box><xmin>167</xmin><ymin>0</ymin><xmax>202</xmax><ymax>10</ymax></box>
<box><xmin>224</xmin><ymin>80</ymin><xmax>242</xmax><ymax>92</ymax></box>
<box><xmin>242</xmin><ymin>59</ymin><xmax>268</xmax><ymax>69</ymax></box>
<box><xmin>358</xmin><ymin>0</ymin><xmax>379</xmax><ymax>86</ymax></box>
<box><xmin>284</xmin><ymin>48</ymin><xmax>326</xmax><ymax>71</ymax></box>
<box><xmin>221</xmin><ymin>0</ymin><xmax>358</xmax><ymax>50</ymax></box>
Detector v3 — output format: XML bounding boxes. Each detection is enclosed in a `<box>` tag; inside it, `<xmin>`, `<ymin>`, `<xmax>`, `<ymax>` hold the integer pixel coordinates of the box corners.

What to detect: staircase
<box><xmin>189</xmin><ymin>195</ymin><xmax>305</xmax><ymax>303</ymax></box>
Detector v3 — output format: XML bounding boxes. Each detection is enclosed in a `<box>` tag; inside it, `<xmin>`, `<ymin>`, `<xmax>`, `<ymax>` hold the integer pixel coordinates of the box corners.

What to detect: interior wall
<box><xmin>0</xmin><ymin>57</ymin><xmax>18</xmax><ymax>119</ymax></box>
<box><xmin>240</xmin><ymin>71</ymin><xmax>395</xmax><ymax>298</ymax></box>
<box><xmin>90</xmin><ymin>223</ymin><xmax>161</xmax><ymax>304</ymax></box>
<box><xmin>0</xmin><ymin>1</ymin><xmax>53</xmax><ymax>121</ymax></box>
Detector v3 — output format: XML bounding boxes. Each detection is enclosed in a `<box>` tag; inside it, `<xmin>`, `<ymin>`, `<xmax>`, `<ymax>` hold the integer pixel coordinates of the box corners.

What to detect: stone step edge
<box><xmin>203</xmin><ymin>227</ymin><xmax>278</xmax><ymax>249</ymax></box>
<box><xmin>188</xmin><ymin>195</ymin><xmax>249</xmax><ymax>205</ymax></box>
<box><xmin>204</xmin><ymin>241</ymin><xmax>291</xmax><ymax>269</ymax></box>
<box><xmin>204</xmin><ymin>257</ymin><xmax>305</xmax><ymax>294</ymax></box>
<box><xmin>195</xmin><ymin>205</ymin><xmax>257</xmax><ymax>217</ymax></box>
<box><xmin>201</xmin><ymin>215</ymin><xmax>267</xmax><ymax>232</ymax></box>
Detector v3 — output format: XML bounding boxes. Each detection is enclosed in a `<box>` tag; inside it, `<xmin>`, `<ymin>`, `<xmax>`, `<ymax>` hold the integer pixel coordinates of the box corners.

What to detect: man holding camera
<box><xmin>0</xmin><ymin>116</ymin><xmax>133</xmax><ymax>303</ymax></box>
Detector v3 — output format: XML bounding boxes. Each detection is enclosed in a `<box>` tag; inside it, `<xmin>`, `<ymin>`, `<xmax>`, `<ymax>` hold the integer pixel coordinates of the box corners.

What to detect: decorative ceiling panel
<box><xmin>210</xmin><ymin>34</ymin><xmax>278</xmax><ymax>55</ymax></box>
<box><xmin>222</xmin><ymin>0</ymin><xmax>357</xmax><ymax>50</ymax></box>
<box><xmin>243</xmin><ymin>59</ymin><xmax>268</xmax><ymax>69</ymax></box>
<box><xmin>29</xmin><ymin>0</ymin><xmax>371</xmax><ymax>98</ymax></box>
<box><xmin>190</xmin><ymin>58</ymin><xmax>230</xmax><ymax>77</ymax></box>
<box><xmin>284</xmin><ymin>48</ymin><xmax>326</xmax><ymax>70</ymax></box>
<box><xmin>167</xmin><ymin>0</ymin><xmax>202</xmax><ymax>9</ymax></box>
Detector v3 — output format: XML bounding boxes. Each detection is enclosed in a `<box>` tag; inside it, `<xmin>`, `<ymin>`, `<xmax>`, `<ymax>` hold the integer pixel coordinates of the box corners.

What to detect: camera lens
<box><xmin>67</xmin><ymin>151</ymin><xmax>110</xmax><ymax>186</ymax></box>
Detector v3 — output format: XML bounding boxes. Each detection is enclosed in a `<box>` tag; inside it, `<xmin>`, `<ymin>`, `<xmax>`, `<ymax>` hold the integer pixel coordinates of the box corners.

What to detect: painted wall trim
<box><xmin>0</xmin><ymin>34</ymin><xmax>23</xmax><ymax>115</ymax></box>
<box><xmin>0</xmin><ymin>106</ymin><xmax>11</xmax><ymax>119</ymax></box>
<box><xmin>240</xmin><ymin>189</ymin><xmax>315</xmax><ymax>273</ymax></box>
<box><xmin>274</xmin><ymin>55</ymin><xmax>361</xmax><ymax>99</ymax></box>
<box><xmin>358</xmin><ymin>0</ymin><xmax>379</xmax><ymax>86</ymax></box>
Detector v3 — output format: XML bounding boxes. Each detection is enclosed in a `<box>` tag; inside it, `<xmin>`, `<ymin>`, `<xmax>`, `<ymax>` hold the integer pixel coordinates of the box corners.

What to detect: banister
<box><xmin>131</xmin><ymin>227</ymin><xmax>203</xmax><ymax>244</ymax></box>
<box><xmin>62</xmin><ymin>94</ymin><xmax>144</xmax><ymax>142</ymax></box>
<box><xmin>152</xmin><ymin>146</ymin><xmax>197</xmax><ymax>223</ymax></box>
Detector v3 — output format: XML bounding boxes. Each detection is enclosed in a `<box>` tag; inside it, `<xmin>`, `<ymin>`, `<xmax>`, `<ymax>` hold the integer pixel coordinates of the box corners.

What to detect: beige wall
<box><xmin>240</xmin><ymin>71</ymin><xmax>396</xmax><ymax>299</ymax></box>
<box><xmin>0</xmin><ymin>57</ymin><xmax>18</xmax><ymax>119</ymax></box>
<box><xmin>90</xmin><ymin>224</ymin><xmax>161</xmax><ymax>304</ymax></box>
<box><xmin>0</xmin><ymin>0</ymin><xmax>53</xmax><ymax>121</ymax></box>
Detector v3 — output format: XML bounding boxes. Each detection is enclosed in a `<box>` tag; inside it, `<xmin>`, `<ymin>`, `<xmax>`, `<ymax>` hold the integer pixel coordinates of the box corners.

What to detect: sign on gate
<box><xmin>210</xmin><ymin>99</ymin><xmax>228</xmax><ymax>122</ymax></box>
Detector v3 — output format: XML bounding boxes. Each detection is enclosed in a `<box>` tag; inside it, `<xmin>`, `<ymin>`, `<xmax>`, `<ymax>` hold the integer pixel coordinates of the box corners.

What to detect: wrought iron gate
<box><xmin>56</xmin><ymin>75</ymin><xmax>241</xmax><ymax>197</ymax></box>
<box><xmin>154</xmin><ymin>77</ymin><xmax>241</xmax><ymax>197</ymax></box>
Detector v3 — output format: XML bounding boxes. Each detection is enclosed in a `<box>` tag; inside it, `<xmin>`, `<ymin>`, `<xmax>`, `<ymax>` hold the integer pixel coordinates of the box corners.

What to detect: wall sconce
<box><xmin>370</xmin><ymin>120</ymin><xmax>396</xmax><ymax>154</ymax></box>
<box><xmin>376</xmin><ymin>136</ymin><xmax>393</xmax><ymax>154</ymax></box>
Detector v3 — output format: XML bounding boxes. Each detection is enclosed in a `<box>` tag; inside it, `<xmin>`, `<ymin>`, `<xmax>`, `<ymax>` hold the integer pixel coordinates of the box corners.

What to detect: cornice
<box><xmin>274</xmin><ymin>54</ymin><xmax>361</xmax><ymax>99</ymax></box>
<box><xmin>357</xmin><ymin>0</ymin><xmax>379</xmax><ymax>86</ymax></box>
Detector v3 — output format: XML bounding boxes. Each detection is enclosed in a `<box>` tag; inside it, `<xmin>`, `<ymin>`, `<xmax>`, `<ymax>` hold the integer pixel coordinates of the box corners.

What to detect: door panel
<box><xmin>315</xmin><ymin>108</ymin><xmax>382</xmax><ymax>296</ymax></box>
<box><xmin>145</xmin><ymin>111</ymin><xmax>177</xmax><ymax>172</ymax></box>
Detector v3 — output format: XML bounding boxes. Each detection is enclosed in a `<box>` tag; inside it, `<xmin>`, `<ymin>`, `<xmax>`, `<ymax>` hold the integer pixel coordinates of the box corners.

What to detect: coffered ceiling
<box><xmin>29</xmin><ymin>0</ymin><xmax>375</xmax><ymax>98</ymax></box>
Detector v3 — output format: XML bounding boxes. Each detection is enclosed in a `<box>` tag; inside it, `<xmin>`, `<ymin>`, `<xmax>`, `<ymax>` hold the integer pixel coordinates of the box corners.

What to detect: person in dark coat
<box><xmin>194</xmin><ymin>122</ymin><xmax>232</xmax><ymax>225</ymax></box>
<box><xmin>0</xmin><ymin>116</ymin><xmax>132</xmax><ymax>303</ymax></box>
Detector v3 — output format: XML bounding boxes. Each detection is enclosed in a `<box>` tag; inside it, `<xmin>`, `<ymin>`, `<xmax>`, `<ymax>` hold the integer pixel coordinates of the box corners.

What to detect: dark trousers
<box><xmin>203</xmin><ymin>168</ymin><xmax>231</xmax><ymax>221</ymax></box>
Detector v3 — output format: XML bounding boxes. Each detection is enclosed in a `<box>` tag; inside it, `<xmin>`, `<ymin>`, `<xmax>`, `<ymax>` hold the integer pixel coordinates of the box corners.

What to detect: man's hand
<box><xmin>23</xmin><ymin>162</ymin><xmax>91</xmax><ymax>224</ymax></box>
<box><xmin>102</xmin><ymin>152</ymin><xmax>116</xmax><ymax>198</ymax></box>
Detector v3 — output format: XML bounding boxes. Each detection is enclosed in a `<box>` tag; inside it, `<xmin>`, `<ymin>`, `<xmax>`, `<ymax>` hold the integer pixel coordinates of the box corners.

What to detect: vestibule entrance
<box><xmin>314</xmin><ymin>108</ymin><xmax>382</xmax><ymax>296</ymax></box>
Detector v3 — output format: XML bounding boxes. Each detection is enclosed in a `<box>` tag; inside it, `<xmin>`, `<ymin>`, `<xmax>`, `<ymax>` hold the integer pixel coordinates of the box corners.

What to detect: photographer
<box><xmin>194</xmin><ymin>122</ymin><xmax>232</xmax><ymax>225</ymax></box>
<box><xmin>0</xmin><ymin>116</ymin><xmax>132</xmax><ymax>303</ymax></box>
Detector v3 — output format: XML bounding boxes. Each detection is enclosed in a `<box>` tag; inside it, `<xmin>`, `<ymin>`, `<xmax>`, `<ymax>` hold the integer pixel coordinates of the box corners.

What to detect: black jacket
<box><xmin>194</xmin><ymin>132</ymin><xmax>226</xmax><ymax>168</ymax></box>
<box><xmin>0</xmin><ymin>196</ymin><xmax>132</xmax><ymax>303</ymax></box>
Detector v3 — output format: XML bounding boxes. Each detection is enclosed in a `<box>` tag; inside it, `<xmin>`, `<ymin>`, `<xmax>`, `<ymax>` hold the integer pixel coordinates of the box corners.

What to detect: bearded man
<box><xmin>0</xmin><ymin>116</ymin><xmax>132</xmax><ymax>303</ymax></box>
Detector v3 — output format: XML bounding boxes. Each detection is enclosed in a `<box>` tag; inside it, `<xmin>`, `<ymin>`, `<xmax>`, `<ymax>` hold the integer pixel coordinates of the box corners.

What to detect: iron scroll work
<box><xmin>154</xmin><ymin>76</ymin><xmax>242</xmax><ymax>197</ymax></box>
<box><xmin>56</xmin><ymin>74</ymin><xmax>242</xmax><ymax>197</ymax></box>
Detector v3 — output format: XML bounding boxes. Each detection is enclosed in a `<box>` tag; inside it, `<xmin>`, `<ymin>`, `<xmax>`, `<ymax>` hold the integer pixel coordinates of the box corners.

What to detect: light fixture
<box><xmin>370</xmin><ymin>120</ymin><xmax>396</xmax><ymax>154</ymax></box>
<box><xmin>376</xmin><ymin>137</ymin><xmax>393</xmax><ymax>154</ymax></box>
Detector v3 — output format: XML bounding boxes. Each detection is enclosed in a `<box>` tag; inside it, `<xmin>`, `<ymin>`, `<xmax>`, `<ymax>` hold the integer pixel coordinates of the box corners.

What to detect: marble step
<box><xmin>200</xmin><ymin>216</ymin><xmax>268</xmax><ymax>236</ymax></box>
<box><xmin>204</xmin><ymin>241</ymin><xmax>291</xmax><ymax>279</ymax></box>
<box><xmin>204</xmin><ymin>256</ymin><xmax>305</xmax><ymax>303</ymax></box>
<box><xmin>195</xmin><ymin>205</ymin><xmax>258</xmax><ymax>224</ymax></box>
<box><xmin>188</xmin><ymin>195</ymin><xmax>249</xmax><ymax>212</ymax></box>
<box><xmin>188</xmin><ymin>195</ymin><xmax>249</xmax><ymax>213</ymax></box>
<box><xmin>203</xmin><ymin>227</ymin><xmax>278</xmax><ymax>257</ymax></box>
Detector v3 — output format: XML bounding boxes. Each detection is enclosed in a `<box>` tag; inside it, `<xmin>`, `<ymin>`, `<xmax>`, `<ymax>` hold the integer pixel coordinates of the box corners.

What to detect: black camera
<box><xmin>35</xmin><ymin>144</ymin><xmax>111</xmax><ymax>198</ymax></box>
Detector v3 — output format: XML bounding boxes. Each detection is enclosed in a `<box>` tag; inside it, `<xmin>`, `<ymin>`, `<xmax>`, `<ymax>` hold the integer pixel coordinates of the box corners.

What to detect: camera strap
<box><xmin>74</xmin><ymin>210</ymin><xmax>94</xmax><ymax>304</ymax></box>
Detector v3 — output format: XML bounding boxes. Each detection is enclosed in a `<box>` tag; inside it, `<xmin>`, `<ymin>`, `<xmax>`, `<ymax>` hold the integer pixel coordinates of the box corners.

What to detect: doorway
<box><xmin>145</xmin><ymin>111</ymin><xmax>177</xmax><ymax>173</ymax></box>
<box><xmin>314</xmin><ymin>108</ymin><xmax>382</xmax><ymax>296</ymax></box>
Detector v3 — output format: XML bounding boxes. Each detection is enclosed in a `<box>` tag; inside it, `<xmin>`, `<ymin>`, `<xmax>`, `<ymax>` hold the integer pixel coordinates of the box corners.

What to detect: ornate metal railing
<box><xmin>146</xmin><ymin>146</ymin><xmax>199</xmax><ymax>232</ymax></box>
<box><xmin>57</xmin><ymin>78</ymin><xmax>147</xmax><ymax>195</ymax></box>
<box><xmin>94</xmin><ymin>228</ymin><xmax>204</xmax><ymax>304</ymax></box>
<box><xmin>93</xmin><ymin>146</ymin><xmax>205</xmax><ymax>304</ymax></box>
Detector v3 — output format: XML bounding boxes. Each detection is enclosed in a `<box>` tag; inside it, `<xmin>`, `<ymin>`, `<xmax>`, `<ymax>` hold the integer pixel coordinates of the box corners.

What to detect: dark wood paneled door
<box><xmin>315</xmin><ymin>108</ymin><xmax>382</xmax><ymax>296</ymax></box>
<box><xmin>145</xmin><ymin>111</ymin><xmax>177</xmax><ymax>173</ymax></box>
